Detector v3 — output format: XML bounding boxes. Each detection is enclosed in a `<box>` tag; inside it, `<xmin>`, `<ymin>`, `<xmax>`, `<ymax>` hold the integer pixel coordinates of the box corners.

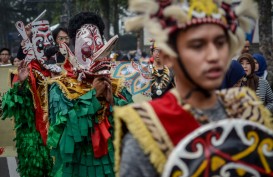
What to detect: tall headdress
<box><xmin>125</xmin><ymin>0</ymin><xmax>258</xmax><ymax>58</ymax></box>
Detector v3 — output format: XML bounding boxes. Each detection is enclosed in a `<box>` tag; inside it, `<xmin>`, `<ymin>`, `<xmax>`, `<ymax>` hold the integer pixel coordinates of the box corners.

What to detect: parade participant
<box><xmin>150</xmin><ymin>40</ymin><xmax>174</xmax><ymax>99</ymax></box>
<box><xmin>113</xmin><ymin>0</ymin><xmax>273</xmax><ymax>177</ymax></box>
<box><xmin>2</xmin><ymin>20</ymin><xmax>61</xmax><ymax>177</ymax></box>
<box><xmin>46</xmin><ymin>12</ymin><xmax>133</xmax><ymax>177</ymax></box>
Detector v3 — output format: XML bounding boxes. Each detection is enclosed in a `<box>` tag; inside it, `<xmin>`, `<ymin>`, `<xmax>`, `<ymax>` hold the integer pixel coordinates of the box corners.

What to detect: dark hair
<box><xmin>142</xmin><ymin>52</ymin><xmax>148</xmax><ymax>58</ymax></box>
<box><xmin>0</xmin><ymin>48</ymin><xmax>10</xmax><ymax>55</ymax></box>
<box><xmin>10</xmin><ymin>57</ymin><xmax>17</xmax><ymax>65</ymax></box>
<box><xmin>238</xmin><ymin>53</ymin><xmax>259</xmax><ymax>91</ymax></box>
<box><xmin>238</xmin><ymin>53</ymin><xmax>256</xmax><ymax>74</ymax></box>
<box><xmin>68</xmin><ymin>12</ymin><xmax>105</xmax><ymax>41</ymax></box>
<box><xmin>52</xmin><ymin>26</ymin><xmax>68</xmax><ymax>41</ymax></box>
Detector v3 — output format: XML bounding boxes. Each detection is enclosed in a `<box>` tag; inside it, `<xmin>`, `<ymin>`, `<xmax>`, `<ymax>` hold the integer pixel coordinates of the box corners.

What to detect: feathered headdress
<box><xmin>125</xmin><ymin>0</ymin><xmax>258</xmax><ymax>58</ymax></box>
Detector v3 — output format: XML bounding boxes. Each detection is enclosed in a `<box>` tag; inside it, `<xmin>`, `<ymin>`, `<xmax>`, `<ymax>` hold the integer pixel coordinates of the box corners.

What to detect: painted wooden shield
<box><xmin>163</xmin><ymin>119</ymin><xmax>273</xmax><ymax>177</ymax></box>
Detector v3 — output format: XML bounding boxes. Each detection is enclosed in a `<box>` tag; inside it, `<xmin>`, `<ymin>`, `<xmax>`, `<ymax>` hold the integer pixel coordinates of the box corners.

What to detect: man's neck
<box><xmin>176</xmin><ymin>80</ymin><xmax>217</xmax><ymax>109</ymax></box>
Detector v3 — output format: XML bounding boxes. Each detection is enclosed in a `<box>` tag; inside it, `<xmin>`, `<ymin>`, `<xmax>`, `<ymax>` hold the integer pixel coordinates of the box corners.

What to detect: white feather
<box><xmin>235</xmin><ymin>28</ymin><xmax>246</xmax><ymax>54</ymax></box>
<box><xmin>163</xmin><ymin>5</ymin><xmax>188</xmax><ymax>24</ymax></box>
<box><xmin>238</xmin><ymin>16</ymin><xmax>254</xmax><ymax>33</ymax></box>
<box><xmin>129</xmin><ymin>0</ymin><xmax>159</xmax><ymax>14</ymax></box>
<box><xmin>235</xmin><ymin>0</ymin><xmax>258</xmax><ymax>19</ymax></box>
<box><xmin>158</xmin><ymin>43</ymin><xmax>177</xmax><ymax>58</ymax></box>
<box><xmin>228</xmin><ymin>31</ymin><xmax>239</xmax><ymax>58</ymax></box>
<box><xmin>125</xmin><ymin>16</ymin><xmax>145</xmax><ymax>32</ymax></box>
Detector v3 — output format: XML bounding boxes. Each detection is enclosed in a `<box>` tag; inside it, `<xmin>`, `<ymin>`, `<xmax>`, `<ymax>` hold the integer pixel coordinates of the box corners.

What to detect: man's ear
<box><xmin>161</xmin><ymin>51</ymin><xmax>176</xmax><ymax>68</ymax></box>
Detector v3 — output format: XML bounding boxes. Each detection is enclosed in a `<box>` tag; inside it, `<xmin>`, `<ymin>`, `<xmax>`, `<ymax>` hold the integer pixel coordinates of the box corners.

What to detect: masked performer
<box><xmin>113</xmin><ymin>0</ymin><xmax>273</xmax><ymax>177</ymax></box>
<box><xmin>46</xmin><ymin>12</ymin><xmax>133</xmax><ymax>177</ymax></box>
<box><xmin>150</xmin><ymin>40</ymin><xmax>174</xmax><ymax>99</ymax></box>
<box><xmin>1</xmin><ymin>20</ymin><xmax>61</xmax><ymax>177</ymax></box>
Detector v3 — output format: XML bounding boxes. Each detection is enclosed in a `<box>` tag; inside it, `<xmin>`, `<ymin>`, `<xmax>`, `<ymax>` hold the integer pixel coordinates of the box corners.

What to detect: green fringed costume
<box><xmin>47</xmin><ymin>76</ymin><xmax>133</xmax><ymax>177</ymax></box>
<box><xmin>1</xmin><ymin>81</ymin><xmax>53</xmax><ymax>177</ymax></box>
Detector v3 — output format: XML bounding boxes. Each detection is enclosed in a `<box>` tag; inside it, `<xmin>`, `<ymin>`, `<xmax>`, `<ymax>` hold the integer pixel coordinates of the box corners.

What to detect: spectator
<box><xmin>238</xmin><ymin>53</ymin><xmax>273</xmax><ymax>112</ymax></box>
<box><xmin>0</xmin><ymin>48</ymin><xmax>12</xmax><ymax>66</ymax></box>
<box><xmin>241</xmin><ymin>40</ymin><xmax>250</xmax><ymax>54</ymax></box>
<box><xmin>253</xmin><ymin>53</ymin><xmax>273</xmax><ymax>90</ymax></box>
<box><xmin>220</xmin><ymin>60</ymin><xmax>246</xmax><ymax>89</ymax></box>
<box><xmin>10</xmin><ymin>57</ymin><xmax>22</xmax><ymax>67</ymax></box>
<box><xmin>52</xmin><ymin>26</ymin><xmax>70</xmax><ymax>46</ymax></box>
<box><xmin>52</xmin><ymin>26</ymin><xmax>70</xmax><ymax>63</ymax></box>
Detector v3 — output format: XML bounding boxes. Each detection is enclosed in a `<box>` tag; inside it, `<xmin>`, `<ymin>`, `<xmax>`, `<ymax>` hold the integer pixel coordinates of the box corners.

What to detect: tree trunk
<box><xmin>100</xmin><ymin>0</ymin><xmax>110</xmax><ymax>40</ymax></box>
<box><xmin>258</xmin><ymin>0</ymin><xmax>273</xmax><ymax>71</ymax></box>
<box><xmin>113</xmin><ymin>0</ymin><xmax>120</xmax><ymax>36</ymax></box>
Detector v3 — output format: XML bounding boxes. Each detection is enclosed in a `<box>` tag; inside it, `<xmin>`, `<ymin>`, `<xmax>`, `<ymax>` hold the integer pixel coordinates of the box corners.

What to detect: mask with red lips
<box><xmin>73</xmin><ymin>24</ymin><xmax>118</xmax><ymax>81</ymax></box>
<box><xmin>31</xmin><ymin>20</ymin><xmax>61</xmax><ymax>73</ymax></box>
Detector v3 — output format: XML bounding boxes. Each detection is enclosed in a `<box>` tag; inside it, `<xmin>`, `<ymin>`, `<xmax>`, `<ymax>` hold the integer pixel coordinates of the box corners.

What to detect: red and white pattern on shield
<box><xmin>162</xmin><ymin>119</ymin><xmax>273</xmax><ymax>177</ymax></box>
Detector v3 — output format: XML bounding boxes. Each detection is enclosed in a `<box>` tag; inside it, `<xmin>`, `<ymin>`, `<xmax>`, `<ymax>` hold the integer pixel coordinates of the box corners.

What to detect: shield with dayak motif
<box><xmin>163</xmin><ymin>119</ymin><xmax>273</xmax><ymax>177</ymax></box>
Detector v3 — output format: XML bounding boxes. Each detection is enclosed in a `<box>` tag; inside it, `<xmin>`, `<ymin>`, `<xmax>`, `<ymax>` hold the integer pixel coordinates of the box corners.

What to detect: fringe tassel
<box><xmin>114</xmin><ymin>105</ymin><xmax>167</xmax><ymax>176</ymax></box>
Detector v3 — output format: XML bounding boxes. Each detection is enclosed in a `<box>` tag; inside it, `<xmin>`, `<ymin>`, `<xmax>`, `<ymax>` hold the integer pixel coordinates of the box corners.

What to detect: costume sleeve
<box><xmin>1</xmin><ymin>81</ymin><xmax>52</xmax><ymax>177</ymax></box>
<box><xmin>114</xmin><ymin>87</ymin><xmax>134</xmax><ymax>106</ymax></box>
<box><xmin>120</xmin><ymin>133</ymin><xmax>158</xmax><ymax>177</ymax></box>
<box><xmin>263</xmin><ymin>80</ymin><xmax>273</xmax><ymax>113</ymax></box>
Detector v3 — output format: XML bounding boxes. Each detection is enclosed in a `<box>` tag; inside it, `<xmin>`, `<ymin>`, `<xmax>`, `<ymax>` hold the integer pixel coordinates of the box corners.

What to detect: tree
<box><xmin>0</xmin><ymin>0</ymin><xmax>31</xmax><ymax>49</ymax></box>
<box><xmin>0</xmin><ymin>0</ymin><xmax>67</xmax><ymax>54</ymax></box>
<box><xmin>258</xmin><ymin>0</ymin><xmax>273</xmax><ymax>71</ymax></box>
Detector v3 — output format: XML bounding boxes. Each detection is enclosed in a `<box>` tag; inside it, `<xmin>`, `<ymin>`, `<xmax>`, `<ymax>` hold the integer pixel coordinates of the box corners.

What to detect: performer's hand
<box><xmin>103</xmin><ymin>77</ymin><xmax>113</xmax><ymax>105</ymax></box>
<box><xmin>18</xmin><ymin>60</ymin><xmax>29</xmax><ymax>83</ymax></box>
<box><xmin>93</xmin><ymin>77</ymin><xmax>106</xmax><ymax>98</ymax></box>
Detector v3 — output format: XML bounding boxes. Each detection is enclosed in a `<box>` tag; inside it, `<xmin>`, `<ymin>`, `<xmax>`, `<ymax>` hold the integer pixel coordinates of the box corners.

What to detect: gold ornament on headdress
<box><xmin>188</xmin><ymin>0</ymin><xmax>219</xmax><ymax>19</ymax></box>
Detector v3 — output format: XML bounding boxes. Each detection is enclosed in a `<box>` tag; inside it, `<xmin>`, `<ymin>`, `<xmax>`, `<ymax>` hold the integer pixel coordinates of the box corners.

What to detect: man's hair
<box><xmin>68</xmin><ymin>12</ymin><xmax>105</xmax><ymax>40</ymax></box>
<box><xmin>0</xmin><ymin>48</ymin><xmax>10</xmax><ymax>55</ymax></box>
<box><xmin>52</xmin><ymin>26</ymin><xmax>69</xmax><ymax>41</ymax></box>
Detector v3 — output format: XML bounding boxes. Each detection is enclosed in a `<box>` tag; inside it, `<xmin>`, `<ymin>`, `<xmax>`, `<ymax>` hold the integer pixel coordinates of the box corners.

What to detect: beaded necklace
<box><xmin>151</xmin><ymin>66</ymin><xmax>171</xmax><ymax>96</ymax></box>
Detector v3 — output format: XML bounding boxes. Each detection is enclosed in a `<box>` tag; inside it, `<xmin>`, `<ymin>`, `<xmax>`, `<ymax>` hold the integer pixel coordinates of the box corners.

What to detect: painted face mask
<box><xmin>16</xmin><ymin>20</ymin><xmax>61</xmax><ymax>73</ymax></box>
<box><xmin>75</xmin><ymin>24</ymin><xmax>118</xmax><ymax>77</ymax></box>
<box><xmin>60</xmin><ymin>24</ymin><xmax>118</xmax><ymax>81</ymax></box>
<box><xmin>31</xmin><ymin>20</ymin><xmax>61</xmax><ymax>73</ymax></box>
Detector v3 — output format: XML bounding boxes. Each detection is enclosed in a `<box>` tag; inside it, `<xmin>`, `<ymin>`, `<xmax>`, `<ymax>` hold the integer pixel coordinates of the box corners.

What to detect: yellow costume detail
<box><xmin>188</xmin><ymin>0</ymin><xmax>219</xmax><ymax>19</ymax></box>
